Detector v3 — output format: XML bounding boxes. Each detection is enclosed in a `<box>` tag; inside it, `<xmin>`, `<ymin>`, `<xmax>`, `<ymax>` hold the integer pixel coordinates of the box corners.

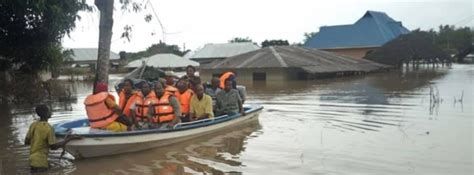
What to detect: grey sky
<box><xmin>62</xmin><ymin>0</ymin><xmax>473</xmax><ymax>53</ymax></box>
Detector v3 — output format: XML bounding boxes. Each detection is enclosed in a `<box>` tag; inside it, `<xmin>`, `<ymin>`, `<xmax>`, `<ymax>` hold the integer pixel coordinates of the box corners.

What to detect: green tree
<box><xmin>261</xmin><ymin>39</ymin><xmax>289</xmax><ymax>47</ymax></box>
<box><xmin>123</xmin><ymin>41</ymin><xmax>190</xmax><ymax>61</ymax></box>
<box><xmin>0</xmin><ymin>0</ymin><xmax>91</xmax><ymax>73</ymax></box>
<box><xmin>229</xmin><ymin>37</ymin><xmax>253</xmax><ymax>43</ymax></box>
<box><xmin>93</xmin><ymin>0</ymin><xmax>155</xmax><ymax>89</ymax></box>
<box><xmin>303</xmin><ymin>32</ymin><xmax>318</xmax><ymax>44</ymax></box>
<box><xmin>365</xmin><ymin>30</ymin><xmax>452</xmax><ymax>67</ymax></box>
<box><xmin>434</xmin><ymin>25</ymin><xmax>473</xmax><ymax>62</ymax></box>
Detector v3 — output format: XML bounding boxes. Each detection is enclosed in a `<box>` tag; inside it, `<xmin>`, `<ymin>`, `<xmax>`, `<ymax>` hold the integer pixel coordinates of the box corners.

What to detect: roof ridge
<box><xmin>269</xmin><ymin>46</ymin><xmax>288</xmax><ymax>67</ymax></box>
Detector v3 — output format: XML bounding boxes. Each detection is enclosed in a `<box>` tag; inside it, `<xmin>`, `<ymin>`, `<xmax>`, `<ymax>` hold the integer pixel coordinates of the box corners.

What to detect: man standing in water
<box><xmin>24</xmin><ymin>105</ymin><xmax>81</xmax><ymax>173</ymax></box>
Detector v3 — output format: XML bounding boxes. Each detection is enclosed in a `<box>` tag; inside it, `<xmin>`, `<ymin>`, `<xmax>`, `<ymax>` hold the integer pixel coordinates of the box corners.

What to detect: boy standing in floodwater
<box><xmin>24</xmin><ymin>105</ymin><xmax>80</xmax><ymax>173</ymax></box>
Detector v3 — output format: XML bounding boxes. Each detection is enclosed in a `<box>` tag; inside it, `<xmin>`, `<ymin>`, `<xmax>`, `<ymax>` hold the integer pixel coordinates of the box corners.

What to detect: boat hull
<box><xmin>62</xmin><ymin>109</ymin><xmax>261</xmax><ymax>159</ymax></box>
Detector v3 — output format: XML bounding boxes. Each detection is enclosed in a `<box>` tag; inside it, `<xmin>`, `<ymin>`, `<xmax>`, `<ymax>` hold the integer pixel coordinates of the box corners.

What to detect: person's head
<box><xmin>176</xmin><ymin>79</ymin><xmax>188</xmax><ymax>93</ymax></box>
<box><xmin>186</xmin><ymin>65</ymin><xmax>196</xmax><ymax>77</ymax></box>
<box><xmin>35</xmin><ymin>104</ymin><xmax>51</xmax><ymax>120</ymax></box>
<box><xmin>224</xmin><ymin>80</ymin><xmax>233</xmax><ymax>92</ymax></box>
<box><xmin>227</xmin><ymin>75</ymin><xmax>237</xmax><ymax>89</ymax></box>
<box><xmin>140</xmin><ymin>81</ymin><xmax>151</xmax><ymax>95</ymax></box>
<box><xmin>158</xmin><ymin>78</ymin><xmax>167</xmax><ymax>87</ymax></box>
<box><xmin>94</xmin><ymin>82</ymin><xmax>108</xmax><ymax>94</ymax></box>
<box><xmin>123</xmin><ymin>79</ymin><xmax>134</xmax><ymax>93</ymax></box>
<box><xmin>195</xmin><ymin>84</ymin><xmax>204</xmax><ymax>98</ymax></box>
<box><xmin>189</xmin><ymin>76</ymin><xmax>201</xmax><ymax>91</ymax></box>
<box><xmin>164</xmin><ymin>71</ymin><xmax>175</xmax><ymax>86</ymax></box>
<box><xmin>154</xmin><ymin>81</ymin><xmax>165</xmax><ymax>97</ymax></box>
<box><xmin>211</xmin><ymin>77</ymin><xmax>220</xmax><ymax>89</ymax></box>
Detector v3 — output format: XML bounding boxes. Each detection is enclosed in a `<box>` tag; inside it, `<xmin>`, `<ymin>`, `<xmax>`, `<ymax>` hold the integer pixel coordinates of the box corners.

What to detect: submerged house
<box><xmin>304</xmin><ymin>10</ymin><xmax>410</xmax><ymax>59</ymax></box>
<box><xmin>126</xmin><ymin>53</ymin><xmax>199</xmax><ymax>71</ymax></box>
<box><xmin>189</xmin><ymin>42</ymin><xmax>260</xmax><ymax>65</ymax></box>
<box><xmin>200</xmin><ymin>46</ymin><xmax>389</xmax><ymax>81</ymax></box>
<box><xmin>67</xmin><ymin>48</ymin><xmax>120</xmax><ymax>68</ymax></box>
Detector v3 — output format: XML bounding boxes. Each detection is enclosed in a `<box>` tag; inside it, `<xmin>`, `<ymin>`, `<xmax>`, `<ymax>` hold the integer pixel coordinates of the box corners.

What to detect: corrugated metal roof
<box><xmin>70</xmin><ymin>48</ymin><xmax>120</xmax><ymax>61</ymax></box>
<box><xmin>126</xmin><ymin>53</ymin><xmax>199</xmax><ymax>68</ymax></box>
<box><xmin>202</xmin><ymin>46</ymin><xmax>389</xmax><ymax>73</ymax></box>
<box><xmin>304</xmin><ymin>11</ymin><xmax>410</xmax><ymax>49</ymax></box>
<box><xmin>189</xmin><ymin>42</ymin><xmax>260</xmax><ymax>59</ymax></box>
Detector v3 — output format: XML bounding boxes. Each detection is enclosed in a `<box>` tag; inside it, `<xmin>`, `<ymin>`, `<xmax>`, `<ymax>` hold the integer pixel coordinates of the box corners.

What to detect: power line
<box><xmin>146</xmin><ymin>0</ymin><xmax>166</xmax><ymax>42</ymax></box>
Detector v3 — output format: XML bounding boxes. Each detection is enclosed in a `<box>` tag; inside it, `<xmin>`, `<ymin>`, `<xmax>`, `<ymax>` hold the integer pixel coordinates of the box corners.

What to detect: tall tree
<box><xmin>365</xmin><ymin>30</ymin><xmax>452</xmax><ymax>67</ymax></box>
<box><xmin>94</xmin><ymin>0</ymin><xmax>114</xmax><ymax>87</ymax></box>
<box><xmin>435</xmin><ymin>25</ymin><xmax>473</xmax><ymax>62</ymax></box>
<box><xmin>0</xmin><ymin>0</ymin><xmax>90</xmax><ymax>73</ymax></box>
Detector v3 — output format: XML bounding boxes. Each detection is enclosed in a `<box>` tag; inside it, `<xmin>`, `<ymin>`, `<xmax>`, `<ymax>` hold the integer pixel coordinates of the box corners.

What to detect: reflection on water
<box><xmin>1</xmin><ymin>65</ymin><xmax>473</xmax><ymax>174</ymax></box>
<box><xmin>64</xmin><ymin>121</ymin><xmax>261</xmax><ymax>174</ymax></box>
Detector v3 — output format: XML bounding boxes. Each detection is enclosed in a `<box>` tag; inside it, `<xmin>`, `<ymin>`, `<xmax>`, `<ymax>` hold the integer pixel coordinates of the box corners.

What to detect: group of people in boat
<box><xmin>84</xmin><ymin>65</ymin><xmax>245</xmax><ymax>132</ymax></box>
<box><xmin>23</xmin><ymin>66</ymin><xmax>243</xmax><ymax>172</ymax></box>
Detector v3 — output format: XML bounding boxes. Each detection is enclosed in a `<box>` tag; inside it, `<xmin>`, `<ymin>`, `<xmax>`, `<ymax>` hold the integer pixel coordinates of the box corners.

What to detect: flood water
<box><xmin>0</xmin><ymin>64</ymin><xmax>472</xmax><ymax>175</ymax></box>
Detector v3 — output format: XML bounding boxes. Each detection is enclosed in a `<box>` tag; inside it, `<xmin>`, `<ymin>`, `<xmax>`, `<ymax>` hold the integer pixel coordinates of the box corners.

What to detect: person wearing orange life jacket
<box><xmin>219</xmin><ymin>72</ymin><xmax>235</xmax><ymax>89</ymax></box>
<box><xmin>148</xmin><ymin>81</ymin><xmax>181</xmax><ymax>129</ymax></box>
<box><xmin>179</xmin><ymin>65</ymin><xmax>201</xmax><ymax>90</ymax></box>
<box><xmin>118</xmin><ymin>79</ymin><xmax>140</xmax><ymax>117</ymax></box>
<box><xmin>84</xmin><ymin>82</ymin><xmax>131</xmax><ymax>132</ymax></box>
<box><xmin>131</xmin><ymin>82</ymin><xmax>159</xmax><ymax>126</ymax></box>
<box><xmin>219</xmin><ymin>71</ymin><xmax>245</xmax><ymax>104</ymax></box>
<box><xmin>161</xmin><ymin>77</ymin><xmax>179</xmax><ymax>96</ymax></box>
<box><xmin>176</xmin><ymin>79</ymin><xmax>194</xmax><ymax>122</ymax></box>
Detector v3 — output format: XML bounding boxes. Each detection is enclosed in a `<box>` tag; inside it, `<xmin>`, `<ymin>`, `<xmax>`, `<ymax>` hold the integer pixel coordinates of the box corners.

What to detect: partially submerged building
<box><xmin>189</xmin><ymin>42</ymin><xmax>260</xmax><ymax>65</ymax></box>
<box><xmin>67</xmin><ymin>48</ymin><xmax>120</xmax><ymax>68</ymax></box>
<box><xmin>200</xmin><ymin>46</ymin><xmax>389</xmax><ymax>81</ymax></box>
<box><xmin>304</xmin><ymin>11</ymin><xmax>410</xmax><ymax>59</ymax></box>
<box><xmin>126</xmin><ymin>53</ymin><xmax>199</xmax><ymax>71</ymax></box>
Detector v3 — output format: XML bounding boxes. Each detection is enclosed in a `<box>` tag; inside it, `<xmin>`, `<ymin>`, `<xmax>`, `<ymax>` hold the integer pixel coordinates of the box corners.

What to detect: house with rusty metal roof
<box><xmin>200</xmin><ymin>46</ymin><xmax>389</xmax><ymax>81</ymax></box>
<box><xmin>304</xmin><ymin>10</ymin><xmax>410</xmax><ymax>59</ymax></box>
<box><xmin>189</xmin><ymin>42</ymin><xmax>260</xmax><ymax>65</ymax></box>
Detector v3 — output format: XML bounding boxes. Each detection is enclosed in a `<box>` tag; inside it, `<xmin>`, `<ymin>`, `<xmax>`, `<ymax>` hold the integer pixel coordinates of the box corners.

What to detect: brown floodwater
<box><xmin>0</xmin><ymin>64</ymin><xmax>472</xmax><ymax>175</ymax></box>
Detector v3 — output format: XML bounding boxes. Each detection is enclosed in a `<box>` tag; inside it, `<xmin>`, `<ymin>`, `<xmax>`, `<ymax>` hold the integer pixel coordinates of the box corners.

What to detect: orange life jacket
<box><xmin>84</xmin><ymin>92</ymin><xmax>119</xmax><ymax>128</ymax></box>
<box><xmin>118</xmin><ymin>90</ymin><xmax>140</xmax><ymax>117</ymax></box>
<box><xmin>165</xmin><ymin>85</ymin><xmax>180</xmax><ymax>97</ymax></box>
<box><xmin>176</xmin><ymin>89</ymin><xmax>193</xmax><ymax>115</ymax></box>
<box><xmin>135</xmin><ymin>91</ymin><xmax>159</xmax><ymax>120</ymax></box>
<box><xmin>219</xmin><ymin>72</ymin><xmax>234</xmax><ymax>89</ymax></box>
<box><xmin>151</xmin><ymin>92</ymin><xmax>176</xmax><ymax>123</ymax></box>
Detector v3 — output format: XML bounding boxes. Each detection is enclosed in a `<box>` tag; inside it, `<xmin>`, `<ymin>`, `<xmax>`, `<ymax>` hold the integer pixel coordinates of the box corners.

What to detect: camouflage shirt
<box><xmin>216</xmin><ymin>89</ymin><xmax>242</xmax><ymax>114</ymax></box>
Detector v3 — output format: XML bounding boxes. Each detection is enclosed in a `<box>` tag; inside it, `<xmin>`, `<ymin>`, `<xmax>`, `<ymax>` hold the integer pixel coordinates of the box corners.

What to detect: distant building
<box><xmin>200</xmin><ymin>46</ymin><xmax>389</xmax><ymax>82</ymax></box>
<box><xmin>126</xmin><ymin>53</ymin><xmax>199</xmax><ymax>71</ymax></box>
<box><xmin>189</xmin><ymin>42</ymin><xmax>260</xmax><ymax>65</ymax></box>
<box><xmin>67</xmin><ymin>48</ymin><xmax>120</xmax><ymax>68</ymax></box>
<box><xmin>304</xmin><ymin>10</ymin><xmax>410</xmax><ymax>59</ymax></box>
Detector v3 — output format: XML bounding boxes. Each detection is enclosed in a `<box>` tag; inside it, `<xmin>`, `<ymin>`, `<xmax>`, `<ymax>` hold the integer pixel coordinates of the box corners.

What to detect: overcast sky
<box><xmin>62</xmin><ymin>0</ymin><xmax>473</xmax><ymax>53</ymax></box>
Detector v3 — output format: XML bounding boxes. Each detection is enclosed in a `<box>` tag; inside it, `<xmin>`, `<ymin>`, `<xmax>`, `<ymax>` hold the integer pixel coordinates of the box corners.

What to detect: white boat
<box><xmin>53</xmin><ymin>104</ymin><xmax>263</xmax><ymax>159</ymax></box>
